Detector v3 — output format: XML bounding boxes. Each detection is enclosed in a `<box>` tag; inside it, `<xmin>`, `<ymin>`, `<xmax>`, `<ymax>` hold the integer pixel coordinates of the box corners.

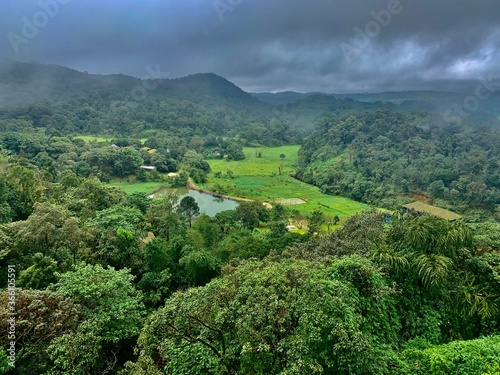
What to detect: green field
<box><xmin>107</xmin><ymin>145</ymin><xmax>371</xmax><ymax>224</ymax></box>
<box><xmin>204</xmin><ymin>146</ymin><xmax>371</xmax><ymax>222</ymax></box>
<box><xmin>209</xmin><ymin>145</ymin><xmax>300</xmax><ymax>176</ymax></box>
<box><xmin>108</xmin><ymin>181</ymin><xmax>165</xmax><ymax>195</ymax></box>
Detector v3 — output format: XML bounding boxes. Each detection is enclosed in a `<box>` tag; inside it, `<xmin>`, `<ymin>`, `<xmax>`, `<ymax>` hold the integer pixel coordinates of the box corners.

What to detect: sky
<box><xmin>1</xmin><ymin>0</ymin><xmax>500</xmax><ymax>93</ymax></box>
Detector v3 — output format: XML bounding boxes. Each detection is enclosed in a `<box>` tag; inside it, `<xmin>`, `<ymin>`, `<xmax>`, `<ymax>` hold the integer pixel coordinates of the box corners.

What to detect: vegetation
<box><xmin>297</xmin><ymin>109</ymin><xmax>500</xmax><ymax>219</ymax></box>
<box><xmin>1</xmin><ymin>62</ymin><xmax>500</xmax><ymax>373</ymax></box>
<box><xmin>203</xmin><ymin>146</ymin><xmax>370</xmax><ymax>221</ymax></box>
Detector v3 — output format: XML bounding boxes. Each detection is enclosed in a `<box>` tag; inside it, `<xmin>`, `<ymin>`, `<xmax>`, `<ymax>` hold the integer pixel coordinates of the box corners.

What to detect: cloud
<box><xmin>0</xmin><ymin>0</ymin><xmax>499</xmax><ymax>92</ymax></box>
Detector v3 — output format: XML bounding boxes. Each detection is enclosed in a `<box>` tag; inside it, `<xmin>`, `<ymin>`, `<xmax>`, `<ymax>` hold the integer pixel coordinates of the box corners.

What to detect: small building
<box><xmin>167</xmin><ymin>172</ymin><xmax>179</xmax><ymax>179</ymax></box>
<box><xmin>140</xmin><ymin>165</ymin><xmax>156</xmax><ymax>170</ymax></box>
<box><xmin>111</xmin><ymin>144</ymin><xmax>121</xmax><ymax>150</ymax></box>
<box><xmin>402</xmin><ymin>201</ymin><xmax>462</xmax><ymax>222</ymax></box>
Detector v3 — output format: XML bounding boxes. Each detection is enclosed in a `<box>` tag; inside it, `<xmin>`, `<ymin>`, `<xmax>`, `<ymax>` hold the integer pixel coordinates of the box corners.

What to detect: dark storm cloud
<box><xmin>1</xmin><ymin>0</ymin><xmax>500</xmax><ymax>92</ymax></box>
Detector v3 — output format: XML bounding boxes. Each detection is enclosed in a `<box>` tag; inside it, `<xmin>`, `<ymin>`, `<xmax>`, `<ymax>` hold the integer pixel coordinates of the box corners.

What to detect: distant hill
<box><xmin>0</xmin><ymin>62</ymin><xmax>265</xmax><ymax>112</ymax></box>
<box><xmin>255</xmin><ymin>89</ymin><xmax>500</xmax><ymax>128</ymax></box>
<box><xmin>335</xmin><ymin>91</ymin><xmax>500</xmax><ymax>127</ymax></box>
<box><xmin>251</xmin><ymin>91</ymin><xmax>317</xmax><ymax>105</ymax></box>
<box><xmin>280</xmin><ymin>94</ymin><xmax>399</xmax><ymax>132</ymax></box>
<box><xmin>0</xmin><ymin>61</ymin><xmax>398</xmax><ymax>135</ymax></box>
<box><xmin>1</xmin><ymin>61</ymin><xmax>498</xmax><ymax>135</ymax></box>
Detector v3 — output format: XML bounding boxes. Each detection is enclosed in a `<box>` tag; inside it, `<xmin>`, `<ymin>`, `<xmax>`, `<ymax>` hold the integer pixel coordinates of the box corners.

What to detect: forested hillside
<box><xmin>336</xmin><ymin>91</ymin><xmax>500</xmax><ymax>128</ymax></box>
<box><xmin>296</xmin><ymin>109</ymin><xmax>500</xmax><ymax>218</ymax></box>
<box><xmin>0</xmin><ymin>62</ymin><xmax>404</xmax><ymax>141</ymax></box>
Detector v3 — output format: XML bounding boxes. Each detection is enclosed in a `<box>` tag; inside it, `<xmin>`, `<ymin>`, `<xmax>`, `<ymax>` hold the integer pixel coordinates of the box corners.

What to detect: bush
<box><xmin>398</xmin><ymin>335</ymin><xmax>500</xmax><ymax>375</ymax></box>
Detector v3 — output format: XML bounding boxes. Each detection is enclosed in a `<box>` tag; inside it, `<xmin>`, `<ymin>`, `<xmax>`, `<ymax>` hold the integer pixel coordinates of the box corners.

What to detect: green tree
<box><xmin>86</xmin><ymin>205</ymin><xmax>143</xmax><ymax>233</ymax></box>
<box><xmin>145</xmin><ymin>196</ymin><xmax>185</xmax><ymax>241</ymax></box>
<box><xmin>215</xmin><ymin>230</ymin><xmax>271</xmax><ymax>262</ymax></box>
<box><xmin>137</xmin><ymin>238</ymin><xmax>172</xmax><ymax>307</ymax></box>
<box><xmin>6</xmin><ymin>164</ymin><xmax>44</xmax><ymax>220</ymax></box>
<box><xmin>0</xmin><ymin>203</ymin><xmax>86</xmax><ymax>274</ymax></box>
<box><xmin>0</xmin><ymin>289</ymin><xmax>80</xmax><ymax>374</ymax></box>
<box><xmin>385</xmin><ymin>214</ymin><xmax>473</xmax><ymax>290</ymax></box>
<box><xmin>177</xmin><ymin>196</ymin><xmax>200</xmax><ymax>228</ymax></box>
<box><xmin>73</xmin><ymin>177</ymin><xmax>126</xmax><ymax>214</ymax></box>
<box><xmin>214</xmin><ymin>210</ymin><xmax>239</xmax><ymax>234</ymax></box>
<box><xmin>225</xmin><ymin>142</ymin><xmax>245</xmax><ymax>161</ymax></box>
<box><xmin>236</xmin><ymin>201</ymin><xmax>266</xmax><ymax>230</ymax></box>
<box><xmin>398</xmin><ymin>335</ymin><xmax>500</xmax><ymax>375</ymax></box>
<box><xmin>128</xmin><ymin>259</ymin><xmax>396</xmax><ymax>375</ymax></box>
<box><xmin>308</xmin><ymin>209</ymin><xmax>324</xmax><ymax>234</ymax></box>
<box><xmin>192</xmin><ymin>214</ymin><xmax>221</xmax><ymax>249</ymax></box>
<box><xmin>18</xmin><ymin>253</ymin><xmax>58</xmax><ymax>289</ymax></box>
<box><xmin>179</xmin><ymin>247</ymin><xmax>220</xmax><ymax>286</ymax></box>
<box><xmin>182</xmin><ymin>150</ymin><xmax>211</xmax><ymax>172</ymax></box>
<box><xmin>126</xmin><ymin>192</ymin><xmax>152</xmax><ymax>214</ymax></box>
<box><xmin>48</xmin><ymin>264</ymin><xmax>145</xmax><ymax>374</ymax></box>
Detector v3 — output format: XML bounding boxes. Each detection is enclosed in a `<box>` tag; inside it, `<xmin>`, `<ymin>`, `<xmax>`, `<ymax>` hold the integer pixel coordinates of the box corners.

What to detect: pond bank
<box><xmin>187</xmin><ymin>179</ymin><xmax>272</xmax><ymax>208</ymax></box>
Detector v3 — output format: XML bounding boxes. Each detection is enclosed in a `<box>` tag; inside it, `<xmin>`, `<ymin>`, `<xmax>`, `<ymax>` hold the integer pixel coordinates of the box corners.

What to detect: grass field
<box><xmin>108</xmin><ymin>181</ymin><xmax>166</xmax><ymax>195</ymax></box>
<box><xmin>209</xmin><ymin>145</ymin><xmax>300</xmax><ymax>176</ymax></box>
<box><xmin>203</xmin><ymin>146</ymin><xmax>371</xmax><ymax>222</ymax></box>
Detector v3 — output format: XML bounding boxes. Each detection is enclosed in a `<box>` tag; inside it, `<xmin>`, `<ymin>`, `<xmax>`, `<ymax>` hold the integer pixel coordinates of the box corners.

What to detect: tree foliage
<box><xmin>129</xmin><ymin>258</ymin><xmax>399</xmax><ymax>375</ymax></box>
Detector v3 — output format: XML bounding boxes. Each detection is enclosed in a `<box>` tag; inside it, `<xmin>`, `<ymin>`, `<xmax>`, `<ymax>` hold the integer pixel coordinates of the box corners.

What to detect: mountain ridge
<box><xmin>2</xmin><ymin>61</ymin><xmax>499</xmax><ymax>129</ymax></box>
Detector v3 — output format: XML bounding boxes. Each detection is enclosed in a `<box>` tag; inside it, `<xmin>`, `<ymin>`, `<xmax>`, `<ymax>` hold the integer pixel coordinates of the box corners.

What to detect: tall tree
<box><xmin>177</xmin><ymin>196</ymin><xmax>200</xmax><ymax>228</ymax></box>
<box><xmin>48</xmin><ymin>264</ymin><xmax>145</xmax><ymax>374</ymax></box>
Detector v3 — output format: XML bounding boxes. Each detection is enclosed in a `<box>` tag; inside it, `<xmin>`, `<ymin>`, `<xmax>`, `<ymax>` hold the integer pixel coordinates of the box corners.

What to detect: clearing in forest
<box><xmin>204</xmin><ymin>145</ymin><xmax>370</xmax><ymax>220</ymax></box>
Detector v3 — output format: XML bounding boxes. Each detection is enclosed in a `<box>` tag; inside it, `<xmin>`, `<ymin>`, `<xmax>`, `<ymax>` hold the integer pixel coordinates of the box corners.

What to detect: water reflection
<box><xmin>150</xmin><ymin>186</ymin><xmax>239</xmax><ymax>217</ymax></box>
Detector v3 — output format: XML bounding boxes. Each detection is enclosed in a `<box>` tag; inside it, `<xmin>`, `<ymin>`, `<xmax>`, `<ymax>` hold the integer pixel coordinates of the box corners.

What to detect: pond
<box><xmin>150</xmin><ymin>186</ymin><xmax>239</xmax><ymax>217</ymax></box>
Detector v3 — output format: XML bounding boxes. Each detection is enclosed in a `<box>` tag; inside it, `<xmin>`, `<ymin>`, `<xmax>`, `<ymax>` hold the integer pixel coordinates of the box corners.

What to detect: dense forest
<box><xmin>297</xmin><ymin>109</ymin><xmax>500</xmax><ymax>219</ymax></box>
<box><xmin>1</xmin><ymin>62</ymin><xmax>500</xmax><ymax>374</ymax></box>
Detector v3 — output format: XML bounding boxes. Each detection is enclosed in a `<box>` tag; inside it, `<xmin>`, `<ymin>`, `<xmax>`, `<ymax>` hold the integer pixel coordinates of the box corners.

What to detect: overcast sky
<box><xmin>1</xmin><ymin>0</ymin><xmax>500</xmax><ymax>93</ymax></box>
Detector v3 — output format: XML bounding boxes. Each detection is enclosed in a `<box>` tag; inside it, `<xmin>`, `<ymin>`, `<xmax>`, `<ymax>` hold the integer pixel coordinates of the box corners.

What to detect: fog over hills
<box><xmin>1</xmin><ymin>61</ymin><xmax>500</xmax><ymax>129</ymax></box>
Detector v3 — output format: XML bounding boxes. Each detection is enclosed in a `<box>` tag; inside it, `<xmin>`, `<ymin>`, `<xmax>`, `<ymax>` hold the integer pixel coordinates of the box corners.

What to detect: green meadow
<box><xmin>108</xmin><ymin>181</ymin><xmax>165</xmax><ymax>195</ymax></box>
<box><xmin>209</xmin><ymin>145</ymin><xmax>300</xmax><ymax>176</ymax></box>
<box><xmin>204</xmin><ymin>146</ymin><xmax>370</xmax><ymax>222</ymax></box>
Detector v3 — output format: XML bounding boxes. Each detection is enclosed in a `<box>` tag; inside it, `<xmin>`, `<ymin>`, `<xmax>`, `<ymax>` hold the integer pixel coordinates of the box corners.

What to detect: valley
<box><xmin>1</xmin><ymin>61</ymin><xmax>500</xmax><ymax>375</ymax></box>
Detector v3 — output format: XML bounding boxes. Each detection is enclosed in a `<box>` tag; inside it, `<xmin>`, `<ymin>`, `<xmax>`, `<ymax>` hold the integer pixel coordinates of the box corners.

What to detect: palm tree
<box><xmin>379</xmin><ymin>213</ymin><xmax>498</xmax><ymax>322</ymax></box>
<box><xmin>382</xmin><ymin>214</ymin><xmax>473</xmax><ymax>290</ymax></box>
